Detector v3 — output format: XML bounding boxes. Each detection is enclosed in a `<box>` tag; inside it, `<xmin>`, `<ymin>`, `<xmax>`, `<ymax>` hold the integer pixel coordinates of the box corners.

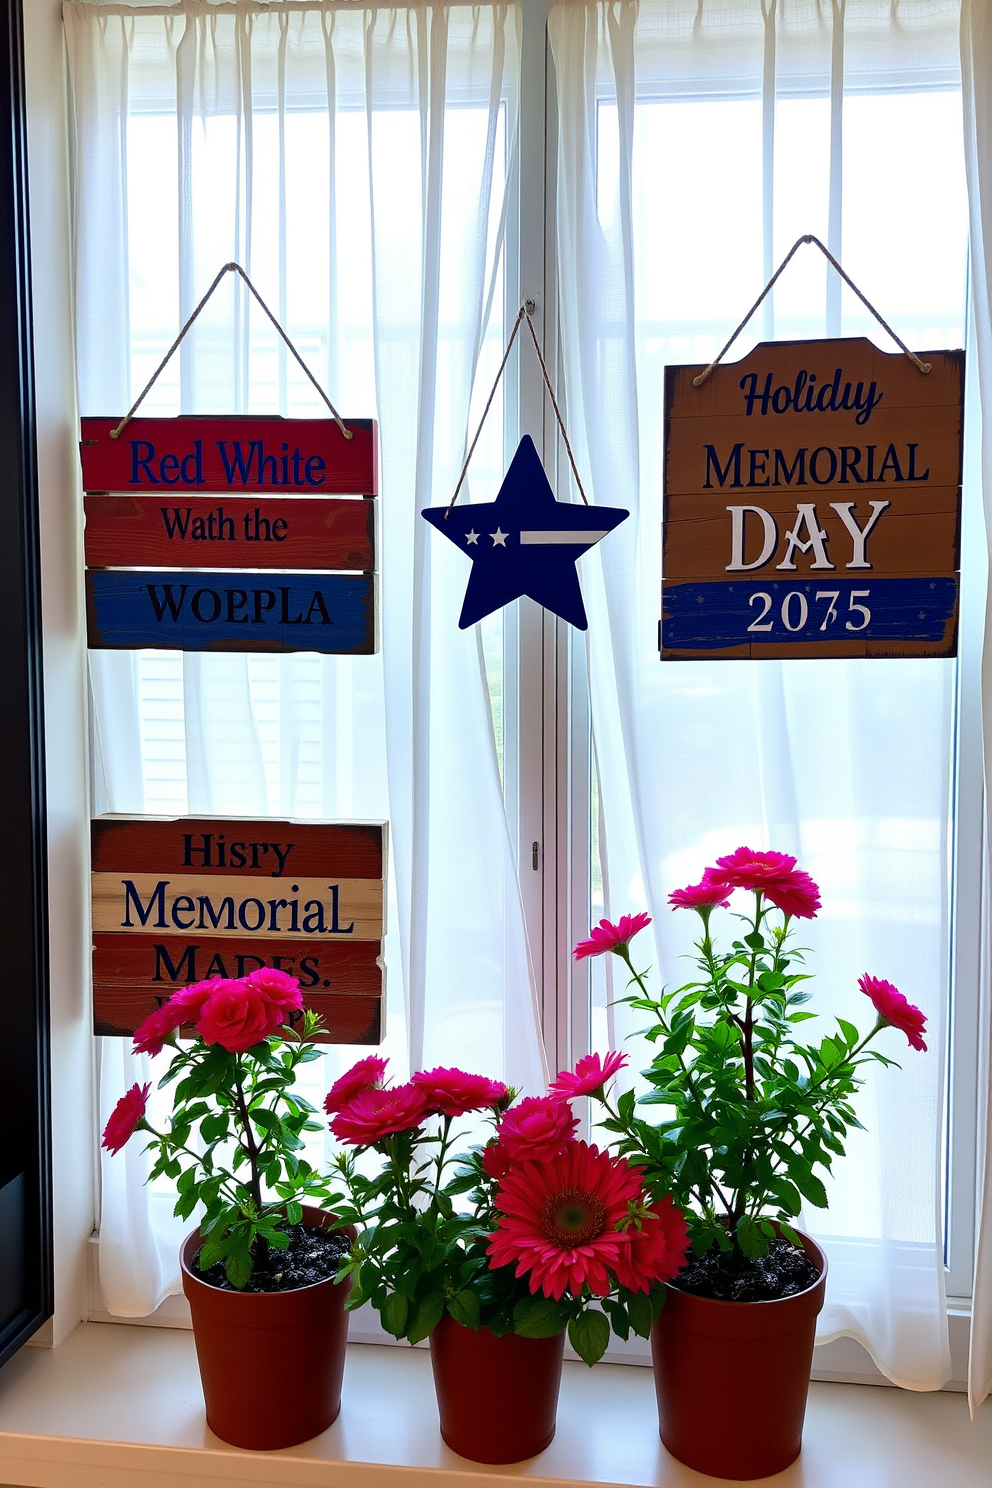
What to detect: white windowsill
<box><xmin>0</xmin><ymin>1322</ymin><xmax>990</xmax><ymax>1488</ymax></box>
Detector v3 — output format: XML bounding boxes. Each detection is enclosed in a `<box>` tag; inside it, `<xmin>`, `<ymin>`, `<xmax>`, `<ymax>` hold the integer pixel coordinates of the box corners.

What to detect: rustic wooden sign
<box><xmin>91</xmin><ymin>815</ymin><xmax>386</xmax><ymax>1045</ymax></box>
<box><xmin>661</xmin><ymin>337</ymin><xmax>964</xmax><ymax>659</ymax></box>
<box><xmin>80</xmin><ymin>415</ymin><xmax>379</xmax><ymax>655</ymax></box>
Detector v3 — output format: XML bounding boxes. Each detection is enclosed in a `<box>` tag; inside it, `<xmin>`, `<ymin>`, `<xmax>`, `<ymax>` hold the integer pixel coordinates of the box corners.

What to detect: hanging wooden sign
<box><xmin>661</xmin><ymin>337</ymin><xmax>964</xmax><ymax>659</ymax></box>
<box><xmin>91</xmin><ymin>815</ymin><xmax>386</xmax><ymax>1045</ymax></box>
<box><xmin>80</xmin><ymin>415</ymin><xmax>379</xmax><ymax>654</ymax></box>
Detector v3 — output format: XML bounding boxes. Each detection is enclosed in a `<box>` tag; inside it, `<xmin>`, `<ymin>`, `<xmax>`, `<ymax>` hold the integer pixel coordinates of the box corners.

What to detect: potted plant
<box><xmin>101</xmin><ymin>969</ymin><xmax>353</xmax><ymax>1450</ymax></box>
<box><xmin>324</xmin><ymin>1057</ymin><xmax>688</xmax><ymax>1464</ymax></box>
<box><xmin>576</xmin><ymin>849</ymin><xmax>928</xmax><ymax>1481</ymax></box>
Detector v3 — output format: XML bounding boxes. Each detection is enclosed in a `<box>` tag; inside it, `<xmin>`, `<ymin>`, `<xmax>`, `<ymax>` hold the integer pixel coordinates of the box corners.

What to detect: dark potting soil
<box><xmin>194</xmin><ymin>1223</ymin><xmax>351</xmax><ymax>1293</ymax></box>
<box><xmin>671</xmin><ymin>1237</ymin><xmax>821</xmax><ymax>1303</ymax></box>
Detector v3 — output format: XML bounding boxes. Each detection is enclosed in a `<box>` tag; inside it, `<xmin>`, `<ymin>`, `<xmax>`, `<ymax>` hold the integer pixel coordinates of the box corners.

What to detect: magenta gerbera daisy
<box><xmin>486</xmin><ymin>1140</ymin><xmax>643</xmax><ymax>1299</ymax></box>
<box><xmin>547</xmin><ymin>1050</ymin><xmax>627</xmax><ymax>1100</ymax></box>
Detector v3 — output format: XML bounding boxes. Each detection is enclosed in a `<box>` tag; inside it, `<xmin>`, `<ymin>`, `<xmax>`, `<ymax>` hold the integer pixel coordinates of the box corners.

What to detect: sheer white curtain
<box><xmin>551</xmin><ymin>0</ymin><xmax>965</xmax><ymax>1389</ymax></box>
<box><xmin>65</xmin><ymin>0</ymin><xmax>544</xmax><ymax>1318</ymax></box>
<box><xmin>960</xmin><ymin>0</ymin><xmax>992</xmax><ymax>1415</ymax></box>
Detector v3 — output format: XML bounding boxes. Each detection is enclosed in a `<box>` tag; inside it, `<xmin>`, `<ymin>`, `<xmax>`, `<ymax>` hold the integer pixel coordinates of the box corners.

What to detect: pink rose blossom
<box><xmin>411</xmin><ymin>1066</ymin><xmax>508</xmax><ymax>1117</ymax></box>
<box><xmin>131</xmin><ymin>979</ymin><xmax>223</xmax><ymax>1056</ymax></box>
<box><xmin>548</xmin><ymin>1051</ymin><xmax>628</xmax><ymax>1100</ymax></box>
<box><xmin>243</xmin><ymin>966</ymin><xmax>304</xmax><ymax>1018</ymax></box>
<box><xmin>858</xmin><ymin>974</ymin><xmax>928</xmax><ymax>1052</ymax></box>
<box><xmin>481</xmin><ymin>1141</ymin><xmax>513</xmax><ymax>1180</ymax></box>
<box><xmin>196</xmin><ymin>980</ymin><xmax>282</xmax><ymax>1053</ymax></box>
<box><xmin>611</xmin><ymin>1196</ymin><xmax>690</xmax><ymax>1293</ymax></box>
<box><xmin>573</xmin><ymin>913</ymin><xmax>652</xmax><ymax>961</ymax></box>
<box><xmin>668</xmin><ymin>880</ymin><xmax>731</xmax><ymax>911</ymax></box>
<box><xmin>498</xmin><ymin>1095</ymin><xmax>578</xmax><ymax>1163</ymax></box>
<box><xmin>324</xmin><ymin>1055</ymin><xmax>388</xmax><ymax>1115</ymax></box>
<box><xmin>330</xmin><ymin>1083</ymin><xmax>430</xmax><ymax>1145</ymax></box>
<box><xmin>101</xmin><ymin>1082</ymin><xmax>151</xmax><ymax>1154</ymax></box>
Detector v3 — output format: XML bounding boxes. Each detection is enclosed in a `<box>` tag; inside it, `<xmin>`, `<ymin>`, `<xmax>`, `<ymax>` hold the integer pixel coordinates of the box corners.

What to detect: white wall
<box><xmin>22</xmin><ymin>0</ymin><xmax>95</xmax><ymax>1348</ymax></box>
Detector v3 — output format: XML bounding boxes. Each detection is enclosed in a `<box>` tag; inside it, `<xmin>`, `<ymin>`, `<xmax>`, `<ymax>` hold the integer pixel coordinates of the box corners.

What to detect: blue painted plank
<box><xmin>662</xmin><ymin>576</ymin><xmax>957</xmax><ymax>653</ymax></box>
<box><xmin>87</xmin><ymin>569</ymin><xmax>375</xmax><ymax>654</ymax></box>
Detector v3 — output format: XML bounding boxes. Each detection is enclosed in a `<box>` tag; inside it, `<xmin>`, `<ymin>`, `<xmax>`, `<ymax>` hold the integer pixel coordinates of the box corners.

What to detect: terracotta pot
<box><xmin>180</xmin><ymin>1207</ymin><xmax>353</xmax><ymax>1450</ymax></box>
<box><xmin>650</xmin><ymin>1231</ymin><xmax>827</xmax><ymax>1480</ymax></box>
<box><xmin>429</xmin><ymin>1314</ymin><xmax>566</xmax><ymax>1463</ymax></box>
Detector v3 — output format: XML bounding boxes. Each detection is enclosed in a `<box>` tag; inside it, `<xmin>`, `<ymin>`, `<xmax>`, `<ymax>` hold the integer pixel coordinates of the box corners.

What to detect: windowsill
<box><xmin>0</xmin><ymin>1323</ymin><xmax>990</xmax><ymax>1488</ymax></box>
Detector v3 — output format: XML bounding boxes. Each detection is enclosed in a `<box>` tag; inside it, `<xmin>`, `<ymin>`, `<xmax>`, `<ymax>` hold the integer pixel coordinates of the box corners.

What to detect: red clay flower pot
<box><xmin>650</xmin><ymin>1232</ymin><xmax>827</xmax><ymax>1480</ymax></box>
<box><xmin>429</xmin><ymin>1314</ymin><xmax>566</xmax><ymax>1463</ymax></box>
<box><xmin>180</xmin><ymin>1207</ymin><xmax>353</xmax><ymax>1450</ymax></box>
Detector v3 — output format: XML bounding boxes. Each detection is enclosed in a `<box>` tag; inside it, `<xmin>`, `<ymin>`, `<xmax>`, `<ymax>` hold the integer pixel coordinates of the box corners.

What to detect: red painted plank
<box><xmin>92</xmin><ymin>933</ymin><xmax>383</xmax><ymax>997</ymax></box>
<box><xmin>80</xmin><ymin>416</ymin><xmax>378</xmax><ymax>496</ymax></box>
<box><xmin>93</xmin><ymin>987</ymin><xmax>383</xmax><ymax>1045</ymax></box>
<box><xmin>84</xmin><ymin>494</ymin><xmax>375</xmax><ymax>572</ymax></box>
<box><xmin>91</xmin><ymin>816</ymin><xmax>385</xmax><ymax>879</ymax></box>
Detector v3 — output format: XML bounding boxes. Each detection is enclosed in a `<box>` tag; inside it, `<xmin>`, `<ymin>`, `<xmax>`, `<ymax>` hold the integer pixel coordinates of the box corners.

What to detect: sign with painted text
<box><xmin>81</xmin><ymin>416</ymin><xmax>378</xmax><ymax>654</ymax></box>
<box><xmin>91</xmin><ymin>815</ymin><xmax>386</xmax><ymax>1045</ymax></box>
<box><xmin>661</xmin><ymin>338</ymin><xmax>964</xmax><ymax>659</ymax></box>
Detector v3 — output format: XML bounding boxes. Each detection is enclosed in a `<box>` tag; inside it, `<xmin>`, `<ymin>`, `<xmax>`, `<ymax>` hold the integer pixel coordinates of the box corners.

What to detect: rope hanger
<box><xmin>446</xmin><ymin>302</ymin><xmax>589</xmax><ymax>515</ymax></box>
<box><xmin>109</xmin><ymin>261</ymin><xmax>352</xmax><ymax>441</ymax></box>
<box><xmin>692</xmin><ymin>233</ymin><xmax>933</xmax><ymax>388</ymax></box>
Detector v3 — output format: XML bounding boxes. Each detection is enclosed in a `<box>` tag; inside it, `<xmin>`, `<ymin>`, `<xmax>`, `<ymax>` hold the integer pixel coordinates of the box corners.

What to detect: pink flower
<box><xmin>101</xmin><ymin>1082</ymin><xmax>151</xmax><ymax>1154</ymax></box>
<box><xmin>330</xmin><ymin>1083</ymin><xmax>430</xmax><ymax>1145</ymax></box>
<box><xmin>612</xmin><ymin>1197</ymin><xmax>690</xmax><ymax>1293</ymax></box>
<box><xmin>548</xmin><ymin>1051</ymin><xmax>628</xmax><ymax>1100</ymax></box>
<box><xmin>243</xmin><ymin>966</ymin><xmax>304</xmax><ymax>1017</ymax></box>
<box><xmin>196</xmin><ymin>980</ymin><xmax>282</xmax><ymax>1053</ymax></box>
<box><xmin>498</xmin><ymin>1096</ymin><xmax>578</xmax><ymax>1163</ymax></box>
<box><xmin>487</xmin><ymin>1141</ymin><xmax>643</xmax><ymax>1299</ymax></box>
<box><xmin>704</xmin><ymin>848</ymin><xmax>821</xmax><ymax>920</ymax></box>
<box><xmin>131</xmin><ymin>978</ymin><xmax>228</xmax><ymax>1056</ymax></box>
<box><xmin>412</xmin><ymin>1066</ymin><xmax>508</xmax><ymax>1117</ymax></box>
<box><xmin>481</xmin><ymin>1142</ymin><xmax>513</xmax><ymax>1180</ymax></box>
<box><xmin>324</xmin><ymin>1055</ymin><xmax>388</xmax><ymax>1115</ymax></box>
<box><xmin>573</xmin><ymin>913</ymin><xmax>652</xmax><ymax>960</ymax></box>
<box><xmin>859</xmin><ymin>974</ymin><xmax>928</xmax><ymax>1052</ymax></box>
<box><xmin>669</xmin><ymin>880</ymin><xmax>731</xmax><ymax>911</ymax></box>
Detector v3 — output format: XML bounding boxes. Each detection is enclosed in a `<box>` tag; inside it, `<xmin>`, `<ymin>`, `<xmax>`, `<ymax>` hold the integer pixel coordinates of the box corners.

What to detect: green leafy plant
<box><xmin>323</xmin><ymin>1058</ymin><xmax>689</xmax><ymax>1363</ymax></box>
<box><xmin>101</xmin><ymin>970</ymin><xmax>334</xmax><ymax>1288</ymax></box>
<box><xmin>575</xmin><ymin>849</ymin><xmax>928</xmax><ymax>1271</ymax></box>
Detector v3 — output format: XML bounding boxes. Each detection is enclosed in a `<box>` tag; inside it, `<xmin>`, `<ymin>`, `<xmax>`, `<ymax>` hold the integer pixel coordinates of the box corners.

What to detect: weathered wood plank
<box><xmin>92</xmin><ymin>872</ymin><xmax>383</xmax><ymax>941</ymax></box>
<box><xmin>84</xmin><ymin>494</ymin><xmax>375</xmax><ymax>572</ymax></box>
<box><xmin>92</xmin><ymin>932</ymin><xmax>383</xmax><ymax>996</ymax></box>
<box><xmin>86</xmin><ymin>568</ymin><xmax>376</xmax><ymax>654</ymax></box>
<box><xmin>80</xmin><ymin>416</ymin><xmax>378</xmax><ymax>496</ymax></box>
<box><xmin>91</xmin><ymin>817</ymin><xmax>385</xmax><ymax>878</ymax></box>
<box><xmin>93</xmin><ymin>986</ymin><xmax>383</xmax><ymax>1045</ymax></box>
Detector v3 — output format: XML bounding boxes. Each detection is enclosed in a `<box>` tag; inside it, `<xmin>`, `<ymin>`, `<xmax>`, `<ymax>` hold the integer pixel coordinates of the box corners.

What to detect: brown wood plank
<box><xmin>665</xmin><ymin>485</ymin><xmax>961</xmax><ymax>526</ymax></box>
<box><xmin>80</xmin><ymin>416</ymin><xmax>378</xmax><ymax>495</ymax></box>
<box><xmin>91</xmin><ymin>816</ymin><xmax>384</xmax><ymax>878</ymax></box>
<box><xmin>84</xmin><ymin>494</ymin><xmax>375</xmax><ymax>572</ymax></box>
<box><xmin>92</xmin><ymin>872</ymin><xmax>383</xmax><ymax>941</ymax></box>
<box><xmin>93</xmin><ymin>986</ymin><xmax>383</xmax><ymax>1045</ymax></box>
<box><xmin>93</xmin><ymin>933</ymin><xmax>382</xmax><ymax>996</ymax></box>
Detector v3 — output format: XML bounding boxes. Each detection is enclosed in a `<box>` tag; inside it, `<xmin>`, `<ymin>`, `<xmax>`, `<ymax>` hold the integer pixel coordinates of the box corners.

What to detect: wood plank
<box><xmin>663</xmin><ymin>509</ymin><xmax>960</xmax><ymax>581</ymax></box>
<box><xmin>92</xmin><ymin>933</ymin><xmax>383</xmax><ymax>997</ymax></box>
<box><xmin>92</xmin><ymin>872</ymin><xmax>383</xmax><ymax>941</ymax></box>
<box><xmin>80</xmin><ymin>416</ymin><xmax>378</xmax><ymax>495</ymax></box>
<box><xmin>91</xmin><ymin>817</ymin><xmax>384</xmax><ymax>878</ymax></box>
<box><xmin>84</xmin><ymin>494</ymin><xmax>375</xmax><ymax>572</ymax></box>
<box><xmin>93</xmin><ymin>986</ymin><xmax>383</xmax><ymax>1045</ymax></box>
<box><xmin>85</xmin><ymin>568</ymin><xmax>376</xmax><ymax>654</ymax></box>
<box><xmin>665</xmin><ymin>485</ymin><xmax>961</xmax><ymax>527</ymax></box>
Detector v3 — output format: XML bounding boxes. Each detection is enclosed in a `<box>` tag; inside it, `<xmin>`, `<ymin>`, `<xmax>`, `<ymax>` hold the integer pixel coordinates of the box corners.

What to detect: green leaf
<box><xmin>224</xmin><ymin>1249</ymin><xmax>253</xmax><ymax>1290</ymax></box>
<box><xmin>447</xmin><ymin>1291</ymin><xmax>481</xmax><ymax>1330</ymax></box>
<box><xmin>512</xmin><ymin>1295</ymin><xmax>569</xmax><ymax>1339</ymax></box>
<box><xmin>568</xmin><ymin>1309</ymin><xmax>610</xmax><ymax>1367</ymax></box>
<box><xmin>625</xmin><ymin>1290</ymin><xmax>653</xmax><ymax>1339</ymax></box>
<box><xmin>408</xmin><ymin>1292</ymin><xmax>446</xmax><ymax>1345</ymax></box>
<box><xmin>380</xmin><ymin>1292</ymin><xmax>410</xmax><ymax>1338</ymax></box>
<box><xmin>792</xmin><ymin>1168</ymin><xmax>829</xmax><ymax>1208</ymax></box>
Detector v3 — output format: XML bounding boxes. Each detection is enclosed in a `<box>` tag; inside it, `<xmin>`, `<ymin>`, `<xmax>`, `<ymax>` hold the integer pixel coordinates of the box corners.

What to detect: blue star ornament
<box><xmin>422</xmin><ymin>436</ymin><xmax>628</xmax><ymax>630</ymax></box>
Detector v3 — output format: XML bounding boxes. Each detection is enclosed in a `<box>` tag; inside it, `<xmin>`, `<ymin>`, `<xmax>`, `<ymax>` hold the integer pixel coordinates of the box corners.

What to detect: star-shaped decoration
<box><xmin>422</xmin><ymin>436</ymin><xmax>628</xmax><ymax>629</ymax></box>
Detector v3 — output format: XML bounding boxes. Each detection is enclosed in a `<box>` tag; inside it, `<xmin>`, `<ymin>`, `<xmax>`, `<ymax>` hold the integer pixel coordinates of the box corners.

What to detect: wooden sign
<box><xmin>80</xmin><ymin>415</ymin><xmax>379</xmax><ymax>655</ymax></box>
<box><xmin>661</xmin><ymin>338</ymin><xmax>964</xmax><ymax>659</ymax></box>
<box><xmin>91</xmin><ymin>815</ymin><xmax>386</xmax><ymax>1045</ymax></box>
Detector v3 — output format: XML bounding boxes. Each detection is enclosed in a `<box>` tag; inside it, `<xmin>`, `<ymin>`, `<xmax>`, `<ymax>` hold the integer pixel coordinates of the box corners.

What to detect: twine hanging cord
<box><xmin>692</xmin><ymin>234</ymin><xmax>932</xmax><ymax>388</ymax></box>
<box><xmin>109</xmin><ymin>261</ymin><xmax>352</xmax><ymax>440</ymax></box>
<box><xmin>446</xmin><ymin>303</ymin><xmax>588</xmax><ymax>515</ymax></box>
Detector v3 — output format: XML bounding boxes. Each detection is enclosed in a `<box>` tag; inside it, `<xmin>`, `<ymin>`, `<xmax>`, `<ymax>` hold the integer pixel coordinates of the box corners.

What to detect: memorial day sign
<box><xmin>91</xmin><ymin>816</ymin><xmax>386</xmax><ymax>1044</ymax></box>
<box><xmin>81</xmin><ymin>415</ymin><xmax>378</xmax><ymax>654</ymax></box>
<box><xmin>661</xmin><ymin>338</ymin><xmax>964</xmax><ymax>659</ymax></box>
